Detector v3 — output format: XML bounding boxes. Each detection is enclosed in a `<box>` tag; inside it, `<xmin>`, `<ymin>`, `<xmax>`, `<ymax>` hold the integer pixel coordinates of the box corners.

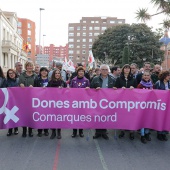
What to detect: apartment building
<box><xmin>17</xmin><ymin>18</ymin><xmax>36</xmax><ymax>62</ymax></box>
<box><xmin>0</xmin><ymin>10</ymin><xmax>27</xmax><ymax>73</ymax></box>
<box><xmin>68</xmin><ymin>17</ymin><xmax>125</xmax><ymax>65</ymax></box>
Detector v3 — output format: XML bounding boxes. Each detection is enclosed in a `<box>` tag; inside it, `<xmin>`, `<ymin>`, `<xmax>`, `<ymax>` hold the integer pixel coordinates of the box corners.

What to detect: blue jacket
<box><xmin>154</xmin><ymin>80</ymin><xmax>170</xmax><ymax>90</ymax></box>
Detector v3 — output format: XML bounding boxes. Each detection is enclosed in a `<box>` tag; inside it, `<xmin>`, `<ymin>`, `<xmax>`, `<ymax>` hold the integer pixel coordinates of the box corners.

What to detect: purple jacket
<box><xmin>70</xmin><ymin>76</ymin><xmax>90</xmax><ymax>88</ymax></box>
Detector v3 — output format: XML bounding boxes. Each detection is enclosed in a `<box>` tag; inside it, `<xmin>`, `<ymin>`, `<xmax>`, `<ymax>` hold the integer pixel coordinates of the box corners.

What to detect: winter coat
<box><xmin>155</xmin><ymin>80</ymin><xmax>170</xmax><ymax>90</ymax></box>
<box><xmin>19</xmin><ymin>72</ymin><xmax>37</xmax><ymax>87</ymax></box>
<box><xmin>6</xmin><ymin>78</ymin><xmax>19</xmax><ymax>87</ymax></box>
<box><xmin>0</xmin><ymin>77</ymin><xmax>6</xmax><ymax>88</ymax></box>
<box><xmin>115</xmin><ymin>73</ymin><xmax>137</xmax><ymax>88</ymax></box>
<box><xmin>90</xmin><ymin>74</ymin><xmax>115</xmax><ymax>88</ymax></box>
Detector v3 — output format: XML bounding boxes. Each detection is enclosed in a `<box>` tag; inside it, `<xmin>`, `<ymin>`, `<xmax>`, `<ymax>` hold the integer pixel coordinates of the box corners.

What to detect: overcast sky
<box><xmin>0</xmin><ymin>0</ymin><xmax>166</xmax><ymax>46</ymax></box>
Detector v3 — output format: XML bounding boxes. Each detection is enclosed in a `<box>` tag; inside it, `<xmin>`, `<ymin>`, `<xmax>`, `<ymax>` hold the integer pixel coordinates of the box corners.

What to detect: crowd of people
<box><xmin>0</xmin><ymin>60</ymin><xmax>169</xmax><ymax>144</ymax></box>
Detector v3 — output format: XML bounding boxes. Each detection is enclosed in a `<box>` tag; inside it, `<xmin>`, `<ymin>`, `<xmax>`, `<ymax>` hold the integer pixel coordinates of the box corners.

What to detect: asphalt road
<box><xmin>0</xmin><ymin>129</ymin><xmax>170</xmax><ymax>170</ymax></box>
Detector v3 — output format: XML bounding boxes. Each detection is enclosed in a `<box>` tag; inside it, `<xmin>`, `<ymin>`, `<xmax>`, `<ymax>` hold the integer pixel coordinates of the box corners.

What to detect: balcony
<box><xmin>2</xmin><ymin>40</ymin><xmax>19</xmax><ymax>54</ymax></box>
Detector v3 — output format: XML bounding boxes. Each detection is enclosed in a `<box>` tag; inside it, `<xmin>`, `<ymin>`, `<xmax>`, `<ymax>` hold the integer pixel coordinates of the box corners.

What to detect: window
<box><xmin>118</xmin><ymin>20</ymin><xmax>123</xmax><ymax>24</ymax></box>
<box><xmin>89</xmin><ymin>44</ymin><xmax>92</xmax><ymax>48</ymax></box>
<box><xmin>83</xmin><ymin>21</ymin><xmax>86</xmax><ymax>23</ymax></box>
<box><xmin>94</xmin><ymin>27</ymin><xmax>100</xmax><ymax>30</ymax></box>
<box><xmin>95</xmin><ymin>21</ymin><xmax>99</xmax><ymax>23</ymax></box>
<box><xmin>69</xmin><ymin>56</ymin><xmax>73</xmax><ymax>60</ymax></box>
<box><xmin>76</xmin><ymin>56</ymin><xmax>80</xmax><ymax>60</ymax></box>
<box><xmin>77</xmin><ymin>50</ymin><xmax>80</xmax><ymax>54</ymax></box>
<box><xmin>69</xmin><ymin>50</ymin><xmax>73</xmax><ymax>54</ymax></box>
<box><xmin>18</xmin><ymin>29</ymin><xmax>22</xmax><ymax>34</ymax></box>
<box><xmin>77</xmin><ymin>39</ymin><xmax>80</xmax><ymax>42</ymax></box>
<box><xmin>28</xmin><ymin>30</ymin><xmax>31</xmax><ymax>35</ymax></box>
<box><xmin>77</xmin><ymin>45</ymin><xmax>80</xmax><ymax>48</ymax></box>
<box><xmin>69</xmin><ymin>44</ymin><xmax>74</xmax><ymax>48</ymax></box>
<box><xmin>28</xmin><ymin>23</ymin><xmax>31</xmax><ymax>28</ymax></box>
<box><xmin>82</xmin><ymin>39</ymin><xmax>86</xmax><ymax>42</ymax></box>
<box><xmin>102</xmin><ymin>27</ymin><xmax>107</xmax><ymax>30</ymax></box>
<box><xmin>82</xmin><ymin>56</ymin><xmax>85</xmax><ymax>60</ymax></box>
<box><xmin>69</xmin><ymin>33</ymin><xmax>74</xmax><ymax>36</ymax></box>
<box><xmin>77</xmin><ymin>33</ymin><xmax>80</xmax><ymax>36</ymax></box>
<box><xmin>83</xmin><ymin>26</ymin><xmax>86</xmax><ymax>30</ymax></box>
<box><xmin>89</xmin><ymin>39</ymin><xmax>93</xmax><ymax>42</ymax></box>
<box><xmin>94</xmin><ymin>33</ymin><xmax>100</xmax><ymax>36</ymax></box>
<box><xmin>17</xmin><ymin>22</ymin><xmax>22</xmax><ymax>27</ymax></box>
<box><xmin>82</xmin><ymin>50</ymin><xmax>86</xmax><ymax>54</ymax></box>
<box><xmin>110</xmin><ymin>21</ymin><xmax>115</xmax><ymax>23</ymax></box>
<box><xmin>89</xmin><ymin>33</ymin><xmax>93</xmax><ymax>36</ymax></box>
<box><xmin>77</xmin><ymin>26</ymin><xmax>80</xmax><ymax>30</ymax></box>
<box><xmin>89</xmin><ymin>27</ymin><xmax>93</xmax><ymax>30</ymax></box>
<box><xmin>69</xmin><ymin>27</ymin><xmax>74</xmax><ymax>30</ymax></box>
<box><xmin>82</xmin><ymin>33</ymin><xmax>86</xmax><ymax>36</ymax></box>
<box><xmin>82</xmin><ymin>45</ymin><xmax>86</xmax><ymax>48</ymax></box>
<box><xmin>69</xmin><ymin>38</ymin><xmax>74</xmax><ymax>42</ymax></box>
<box><xmin>27</xmin><ymin>37</ymin><xmax>31</xmax><ymax>42</ymax></box>
<box><xmin>91</xmin><ymin>21</ymin><xmax>94</xmax><ymax>23</ymax></box>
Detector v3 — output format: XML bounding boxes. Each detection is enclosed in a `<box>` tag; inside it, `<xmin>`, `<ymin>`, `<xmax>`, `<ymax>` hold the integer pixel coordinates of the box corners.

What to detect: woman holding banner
<box><xmin>19</xmin><ymin>61</ymin><xmax>37</xmax><ymax>137</ymax></box>
<box><xmin>70</xmin><ymin>66</ymin><xmax>90</xmax><ymax>138</ymax></box>
<box><xmin>0</xmin><ymin>66</ymin><xmax>6</xmax><ymax>88</ymax></box>
<box><xmin>6</xmin><ymin>69</ymin><xmax>19</xmax><ymax>136</ymax></box>
<box><xmin>47</xmin><ymin>69</ymin><xmax>67</xmax><ymax>139</ymax></box>
<box><xmin>137</xmin><ymin>71</ymin><xmax>152</xmax><ymax>144</ymax></box>
<box><xmin>34</xmin><ymin>67</ymin><xmax>49</xmax><ymax>137</ymax></box>
<box><xmin>114</xmin><ymin>64</ymin><xmax>137</xmax><ymax>140</ymax></box>
<box><xmin>155</xmin><ymin>71</ymin><xmax>170</xmax><ymax>141</ymax></box>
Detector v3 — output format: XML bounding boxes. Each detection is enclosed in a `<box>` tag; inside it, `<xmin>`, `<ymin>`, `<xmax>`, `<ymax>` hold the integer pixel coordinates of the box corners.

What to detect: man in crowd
<box><xmin>110</xmin><ymin>66</ymin><xmax>121</xmax><ymax>81</ymax></box>
<box><xmin>151</xmin><ymin>64</ymin><xmax>161</xmax><ymax>84</ymax></box>
<box><xmin>91</xmin><ymin>64</ymin><xmax>115</xmax><ymax>140</ymax></box>
<box><xmin>130</xmin><ymin>63</ymin><xmax>139</xmax><ymax>78</ymax></box>
<box><xmin>34</xmin><ymin>64</ymin><xmax>40</xmax><ymax>75</ymax></box>
<box><xmin>136</xmin><ymin>62</ymin><xmax>151</xmax><ymax>84</ymax></box>
<box><xmin>15</xmin><ymin>62</ymin><xmax>23</xmax><ymax>77</ymax></box>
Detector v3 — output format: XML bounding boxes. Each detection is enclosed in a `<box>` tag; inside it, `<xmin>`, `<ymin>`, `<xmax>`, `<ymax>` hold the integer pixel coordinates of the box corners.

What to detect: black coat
<box><xmin>34</xmin><ymin>77</ymin><xmax>49</xmax><ymax>87</ymax></box>
<box><xmin>115</xmin><ymin>74</ymin><xmax>137</xmax><ymax>88</ymax></box>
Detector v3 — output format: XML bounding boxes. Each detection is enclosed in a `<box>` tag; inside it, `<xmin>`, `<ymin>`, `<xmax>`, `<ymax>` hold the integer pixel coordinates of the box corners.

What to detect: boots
<box><xmin>71</xmin><ymin>129</ymin><xmax>77</xmax><ymax>138</ymax></box>
<box><xmin>129</xmin><ymin>132</ymin><xmax>134</xmax><ymax>140</ymax></box>
<box><xmin>29</xmin><ymin>128</ymin><xmax>33</xmax><ymax>137</ymax></box>
<box><xmin>22</xmin><ymin>127</ymin><xmax>27</xmax><ymax>137</ymax></box>
<box><xmin>141</xmin><ymin>136</ymin><xmax>147</xmax><ymax>144</ymax></box>
<box><xmin>14</xmin><ymin>128</ymin><xmax>19</xmax><ymax>135</ymax></box>
<box><xmin>7</xmin><ymin>129</ymin><xmax>12</xmax><ymax>136</ymax></box>
<box><xmin>145</xmin><ymin>133</ymin><xmax>151</xmax><ymax>141</ymax></box>
<box><xmin>119</xmin><ymin>131</ymin><xmax>125</xmax><ymax>138</ymax></box>
<box><xmin>57</xmin><ymin>129</ymin><xmax>61</xmax><ymax>139</ymax></box>
<box><xmin>50</xmin><ymin>129</ymin><xmax>56</xmax><ymax>139</ymax></box>
<box><xmin>79</xmin><ymin>129</ymin><xmax>84</xmax><ymax>137</ymax></box>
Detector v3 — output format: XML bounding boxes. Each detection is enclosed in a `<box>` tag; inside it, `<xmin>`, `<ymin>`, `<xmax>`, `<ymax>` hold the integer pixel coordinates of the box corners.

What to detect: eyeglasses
<box><xmin>101</xmin><ymin>69</ymin><xmax>108</xmax><ymax>71</ymax></box>
<box><xmin>9</xmin><ymin>72</ymin><xmax>14</xmax><ymax>75</ymax></box>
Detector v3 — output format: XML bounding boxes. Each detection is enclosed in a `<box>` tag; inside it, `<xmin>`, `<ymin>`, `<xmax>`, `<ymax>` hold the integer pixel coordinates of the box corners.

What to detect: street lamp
<box><xmin>39</xmin><ymin>8</ymin><xmax>45</xmax><ymax>54</ymax></box>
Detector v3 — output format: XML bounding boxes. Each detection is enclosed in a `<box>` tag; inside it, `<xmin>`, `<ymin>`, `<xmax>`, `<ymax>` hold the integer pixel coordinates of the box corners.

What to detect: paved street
<box><xmin>1</xmin><ymin>129</ymin><xmax>170</xmax><ymax>170</ymax></box>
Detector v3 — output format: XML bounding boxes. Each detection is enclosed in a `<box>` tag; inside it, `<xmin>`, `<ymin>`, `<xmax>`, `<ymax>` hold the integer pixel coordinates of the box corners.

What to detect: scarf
<box><xmin>140</xmin><ymin>79</ymin><xmax>153</xmax><ymax>88</ymax></box>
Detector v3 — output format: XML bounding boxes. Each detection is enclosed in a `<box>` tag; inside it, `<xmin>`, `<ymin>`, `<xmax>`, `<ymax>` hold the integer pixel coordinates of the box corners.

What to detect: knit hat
<box><xmin>76</xmin><ymin>66</ymin><xmax>85</xmax><ymax>73</ymax></box>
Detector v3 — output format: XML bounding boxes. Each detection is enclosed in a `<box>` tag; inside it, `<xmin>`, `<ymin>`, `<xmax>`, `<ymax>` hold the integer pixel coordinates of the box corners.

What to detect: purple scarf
<box><xmin>140</xmin><ymin>79</ymin><xmax>153</xmax><ymax>88</ymax></box>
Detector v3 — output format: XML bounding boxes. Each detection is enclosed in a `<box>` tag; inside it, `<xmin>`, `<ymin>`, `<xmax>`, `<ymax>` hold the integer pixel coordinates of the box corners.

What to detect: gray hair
<box><xmin>55</xmin><ymin>62</ymin><xmax>63</xmax><ymax>67</ymax></box>
<box><xmin>100</xmin><ymin>64</ymin><xmax>110</xmax><ymax>70</ymax></box>
<box><xmin>15</xmin><ymin>61</ymin><xmax>21</xmax><ymax>67</ymax></box>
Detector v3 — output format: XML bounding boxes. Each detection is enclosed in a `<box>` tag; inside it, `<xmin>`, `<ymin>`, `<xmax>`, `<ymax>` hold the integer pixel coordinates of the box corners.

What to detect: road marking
<box><xmin>92</xmin><ymin>130</ymin><xmax>109</xmax><ymax>170</ymax></box>
<box><xmin>53</xmin><ymin>140</ymin><xmax>61</xmax><ymax>170</ymax></box>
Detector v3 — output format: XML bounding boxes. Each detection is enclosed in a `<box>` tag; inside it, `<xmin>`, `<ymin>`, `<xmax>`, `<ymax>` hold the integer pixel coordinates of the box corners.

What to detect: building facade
<box><xmin>68</xmin><ymin>17</ymin><xmax>125</xmax><ymax>65</ymax></box>
<box><xmin>36</xmin><ymin>43</ymin><xmax>68</xmax><ymax>62</ymax></box>
<box><xmin>17</xmin><ymin>18</ymin><xmax>36</xmax><ymax>62</ymax></box>
<box><xmin>0</xmin><ymin>10</ymin><xmax>27</xmax><ymax>73</ymax></box>
<box><xmin>36</xmin><ymin>54</ymin><xmax>49</xmax><ymax>67</ymax></box>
